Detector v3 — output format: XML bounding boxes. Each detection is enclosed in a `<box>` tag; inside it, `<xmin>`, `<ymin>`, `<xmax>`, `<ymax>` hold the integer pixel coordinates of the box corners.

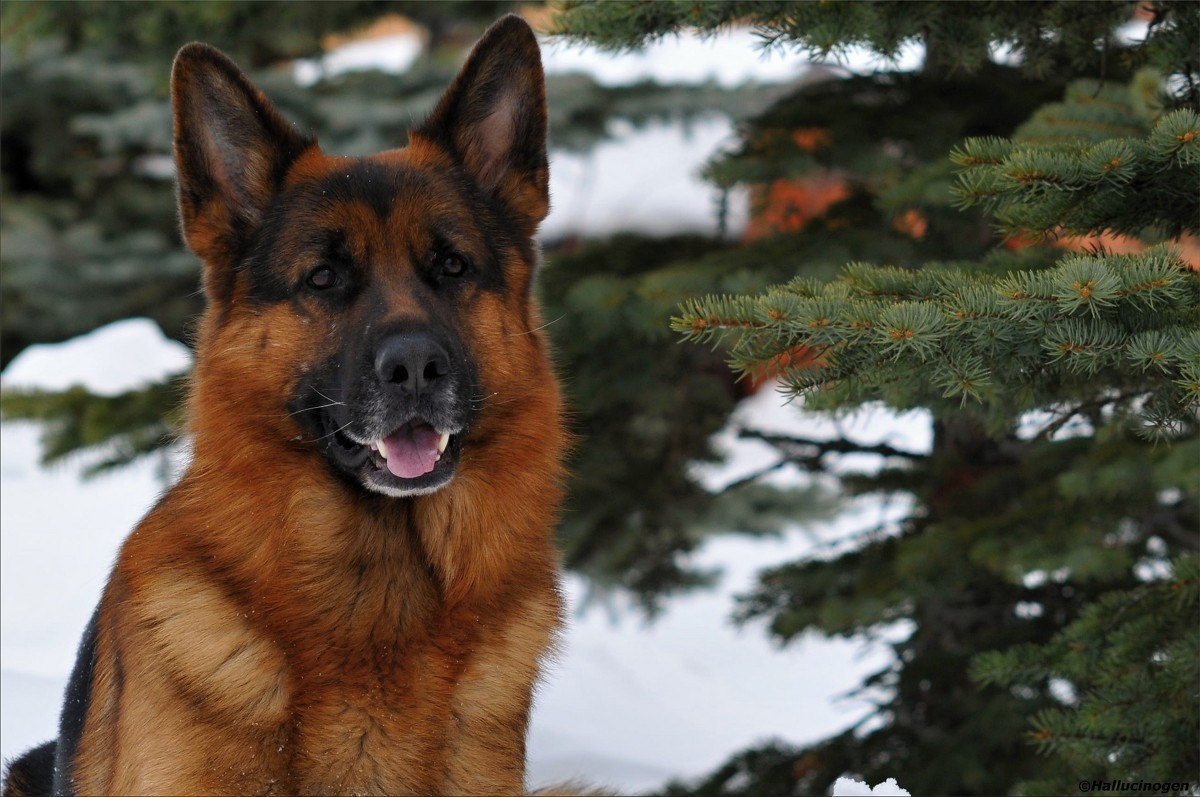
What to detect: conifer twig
<box><xmin>736</xmin><ymin>427</ymin><xmax>928</xmax><ymax>467</ymax></box>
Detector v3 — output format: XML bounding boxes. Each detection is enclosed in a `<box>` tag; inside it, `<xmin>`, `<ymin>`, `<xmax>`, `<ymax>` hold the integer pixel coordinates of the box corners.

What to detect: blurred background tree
<box><xmin>3</xmin><ymin>1</ymin><xmax>1198</xmax><ymax>794</ymax></box>
<box><xmin>552</xmin><ymin>1</ymin><xmax>1199</xmax><ymax>795</ymax></box>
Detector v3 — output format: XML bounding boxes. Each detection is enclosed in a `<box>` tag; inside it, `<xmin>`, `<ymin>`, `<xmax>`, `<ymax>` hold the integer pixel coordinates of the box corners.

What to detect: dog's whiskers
<box><xmin>312</xmin><ymin>419</ymin><xmax>355</xmax><ymax>443</ymax></box>
<box><xmin>507</xmin><ymin>313</ymin><xmax>566</xmax><ymax>337</ymax></box>
<box><xmin>311</xmin><ymin>387</ymin><xmax>346</xmax><ymax>405</ymax></box>
<box><xmin>471</xmin><ymin>391</ymin><xmax>527</xmax><ymax>410</ymax></box>
<box><xmin>470</xmin><ymin>391</ymin><xmax>499</xmax><ymax>408</ymax></box>
<box><xmin>282</xmin><ymin>387</ymin><xmax>347</xmax><ymax>420</ymax></box>
<box><xmin>287</xmin><ymin>400</ymin><xmax>344</xmax><ymax>417</ymax></box>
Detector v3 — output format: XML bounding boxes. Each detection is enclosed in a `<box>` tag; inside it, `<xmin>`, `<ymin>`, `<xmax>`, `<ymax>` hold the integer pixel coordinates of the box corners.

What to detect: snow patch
<box><xmin>543</xmin><ymin>117</ymin><xmax>747</xmax><ymax>240</ymax></box>
<box><xmin>1</xmin><ymin>318</ymin><xmax>190</xmax><ymax>397</ymax></box>
<box><xmin>294</xmin><ymin>33</ymin><xmax>423</xmax><ymax>86</ymax></box>
<box><xmin>831</xmin><ymin>776</ymin><xmax>911</xmax><ymax>796</ymax></box>
<box><xmin>0</xmin><ymin>670</ymin><xmax>63</xmax><ymax>762</ymax></box>
<box><xmin>542</xmin><ymin>28</ymin><xmax>808</xmax><ymax>88</ymax></box>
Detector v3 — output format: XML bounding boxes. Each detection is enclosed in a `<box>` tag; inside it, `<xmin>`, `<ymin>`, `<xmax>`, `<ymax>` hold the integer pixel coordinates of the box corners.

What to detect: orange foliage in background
<box><xmin>1006</xmin><ymin>230</ymin><xmax>1200</xmax><ymax>270</ymax></box>
<box><xmin>745</xmin><ymin>345</ymin><xmax>826</xmax><ymax>390</ymax></box>
<box><xmin>320</xmin><ymin>6</ymin><xmax>554</xmax><ymax>50</ymax></box>
<box><xmin>892</xmin><ymin>208</ymin><xmax>928</xmax><ymax>240</ymax></box>
<box><xmin>791</xmin><ymin>127</ymin><xmax>832</xmax><ymax>151</ymax></box>
<box><xmin>743</xmin><ymin>127</ymin><xmax>847</xmax><ymax>243</ymax></box>
<box><xmin>744</xmin><ymin>173</ymin><xmax>850</xmax><ymax>242</ymax></box>
<box><xmin>321</xmin><ymin>14</ymin><xmax>426</xmax><ymax>50</ymax></box>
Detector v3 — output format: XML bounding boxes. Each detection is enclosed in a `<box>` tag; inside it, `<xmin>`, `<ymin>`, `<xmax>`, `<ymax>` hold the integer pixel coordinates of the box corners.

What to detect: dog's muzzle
<box><xmin>297</xmin><ymin>329</ymin><xmax>473</xmax><ymax>498</ymax></box>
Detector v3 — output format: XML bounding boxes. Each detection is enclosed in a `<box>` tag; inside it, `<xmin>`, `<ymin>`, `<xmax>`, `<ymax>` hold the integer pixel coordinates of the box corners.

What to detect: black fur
<box><xmin>1</xmin><ymin>608</ymin><xmax>96</xmax><ymax>796</ymax></box>
<box><xmin>52</xmin><ymin>607</ymin><xmax>99</xmax><ymax>795</ymax></box>
<box><xmin>1</xmin><ymin>740</ymin><xmax>55</xmax><ymax>796</ymax></box>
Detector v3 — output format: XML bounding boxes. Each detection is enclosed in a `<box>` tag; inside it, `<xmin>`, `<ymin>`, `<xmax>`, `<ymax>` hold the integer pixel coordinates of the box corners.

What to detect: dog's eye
<box><xmin>438</xmin><ymin>253</ymin><xmax>469</xmax><ymax>278</ymax></box>
<box><xmin>306</xmin><ymin>266</ymin><xmax>338</xmax><ymax>290</ymax></box>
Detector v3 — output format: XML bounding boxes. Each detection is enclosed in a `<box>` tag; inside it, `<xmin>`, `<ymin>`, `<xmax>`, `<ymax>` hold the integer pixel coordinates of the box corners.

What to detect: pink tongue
<box><xmin>384</xmin><ymin>424</ymin><xmax>441</xmax><ymax>479</ymax></box>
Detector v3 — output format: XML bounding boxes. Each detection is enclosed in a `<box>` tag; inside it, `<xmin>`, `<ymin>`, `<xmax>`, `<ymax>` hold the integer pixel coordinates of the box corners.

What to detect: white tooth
<box><xmin>437</xmin><ymin>431</ymin><xmax>451</xmax><ymax>454</ymax></box>
<box><xmin>376</xmin><ymin>438</ymin><xmax>389</xmax><ymax>460</ymax></box>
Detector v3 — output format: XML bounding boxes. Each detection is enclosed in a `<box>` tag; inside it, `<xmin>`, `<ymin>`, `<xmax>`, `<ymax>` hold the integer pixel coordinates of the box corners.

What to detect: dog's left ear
<box><xmin>414</xmin><ymin>15</ymin><xmax>549</xmax><ymax>236</ymax></box>
<box><xmin>171</xmin><ymin>43</ymin><xmax>313</xmax><ymax>270</ymax></box>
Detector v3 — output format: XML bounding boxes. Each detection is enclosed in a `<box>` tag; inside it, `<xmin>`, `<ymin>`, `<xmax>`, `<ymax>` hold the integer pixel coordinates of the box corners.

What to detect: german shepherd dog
<box><xmin>2</xmin><ymin>15</ymin><xmax>568</xmax><ymax>796</ymax></box>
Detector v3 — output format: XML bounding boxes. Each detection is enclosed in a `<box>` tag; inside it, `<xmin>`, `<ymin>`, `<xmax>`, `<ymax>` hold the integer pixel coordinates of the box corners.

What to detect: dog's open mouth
<box><xmin>326</xmin><ymin>417</ymin><xmax>460</xmax><ymax>497</ymax></box>
<box><xmin>294</xmin><ymin>369</ymin><xmax>473</xmax><ymax>498</ymax></box>
<box><xmin>367</xmin><ymin>421</ymin><xmax>451</xmax><ymax>479</ymax></box>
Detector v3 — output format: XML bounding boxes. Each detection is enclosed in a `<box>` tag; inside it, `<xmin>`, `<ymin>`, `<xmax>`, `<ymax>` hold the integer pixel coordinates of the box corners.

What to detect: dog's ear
<box><xmin>414</xmin><ymin>15</ymin><xmax>549</xmax><ymax>236</ymax></box>
<box><xmin>171</xmin><ymin>43</ymin><xmax>312</xmax><ymax>268</ymax></box>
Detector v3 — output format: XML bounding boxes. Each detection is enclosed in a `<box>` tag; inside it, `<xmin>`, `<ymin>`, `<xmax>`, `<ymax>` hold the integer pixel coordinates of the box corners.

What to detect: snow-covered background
<box><xmin>0</xmin><ymin>26</ymin><xmax>928</xmax><ymax>794</ymax></box>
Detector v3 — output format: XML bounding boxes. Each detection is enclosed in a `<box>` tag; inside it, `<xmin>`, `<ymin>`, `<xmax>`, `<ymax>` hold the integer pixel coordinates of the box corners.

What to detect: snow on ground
<box><xmin>1</xmin><ymin>24</ymin><xmax>933</xmax><ymax>794</ymax></box>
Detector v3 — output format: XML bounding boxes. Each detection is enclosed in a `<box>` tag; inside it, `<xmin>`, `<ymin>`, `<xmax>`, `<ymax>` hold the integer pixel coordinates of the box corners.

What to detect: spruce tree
<box><xmin>551</xmin><ymin>1</ymin><xmax>1200</xmax><ymax>794</ymax></box>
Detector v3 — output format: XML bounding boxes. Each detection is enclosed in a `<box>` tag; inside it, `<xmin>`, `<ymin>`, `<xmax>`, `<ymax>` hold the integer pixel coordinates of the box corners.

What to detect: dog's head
<box><xmin>171</xmin><ymin>16</ymin><xmax>556</xmax><ymax>499</ymax></box>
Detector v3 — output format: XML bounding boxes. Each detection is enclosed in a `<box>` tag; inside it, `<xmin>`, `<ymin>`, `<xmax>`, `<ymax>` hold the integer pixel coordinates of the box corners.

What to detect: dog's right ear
<box><xmin>412</xmin><ymin>16</ymin><xmax>549</xmax><ymax>238</ymax></box>
<box><xmin>171</xmin><ymin>43</ymin><xmax>312</xmax><ymax>270</ymax></box>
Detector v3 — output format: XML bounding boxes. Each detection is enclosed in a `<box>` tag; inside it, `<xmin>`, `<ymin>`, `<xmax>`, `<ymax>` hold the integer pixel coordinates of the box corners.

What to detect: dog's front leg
<box><xmin>438</xmin><ymin>589</ymin><xmax>561</xmax><ymax>796</ymax></box>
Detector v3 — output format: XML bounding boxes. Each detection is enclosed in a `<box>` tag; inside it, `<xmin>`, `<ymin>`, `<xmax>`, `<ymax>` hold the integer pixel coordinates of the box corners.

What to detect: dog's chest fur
<box><xmin>105</xmin><ymin>493</ymin><xmax>560</xmax><ymax>795</ymax></box>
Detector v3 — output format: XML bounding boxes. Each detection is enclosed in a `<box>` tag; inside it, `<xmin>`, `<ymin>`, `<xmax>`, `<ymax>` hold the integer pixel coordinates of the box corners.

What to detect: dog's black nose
<box><xmin>374</xmin><ymin>333</ymin><xmax>451</xmax><ymax>396</ymax></box>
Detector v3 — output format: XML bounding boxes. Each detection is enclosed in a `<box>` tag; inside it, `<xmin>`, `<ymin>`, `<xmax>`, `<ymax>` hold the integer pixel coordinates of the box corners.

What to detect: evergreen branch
<box><xmin>552</xmin><ymin>3</ymin><xmax>1200</xmax><ymax>791</ymax></box>
<box><xmin>672</xmin><ymin>295</ymin><xmax>771</xmax><ymax>345</ymax></box>
<box><xmin>714</xmin><ymin>459</ymin><xmax>792</xmax><ymax>494</ymax></box>
<box><xmin>675</xmin><ymin>247</ymin><xmax>1198</xmax><ymax>430</ymax></box>
<box><xmin>0</xmin><ymin>377</ymin><xmax>188</xmax><ymax>472</ymax></box>
<box><xmin>1027</xmin><ymin>391</ymin><xmax>1144</xmax><ymax>442</ymax></box>
<box><xmin>954</xmin><ymin>105</ymin><xmax>1200</xmax><ymax>238</ymax></box>
<box><xmin>551</xmin><ymin>0</ymin><xmax>1142</xmax><ymax>84</ymax></box>
<box><xmin>736</xmin><ymin>427</ymin><xmax>928</xmax><ymax>466</ymax></box>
